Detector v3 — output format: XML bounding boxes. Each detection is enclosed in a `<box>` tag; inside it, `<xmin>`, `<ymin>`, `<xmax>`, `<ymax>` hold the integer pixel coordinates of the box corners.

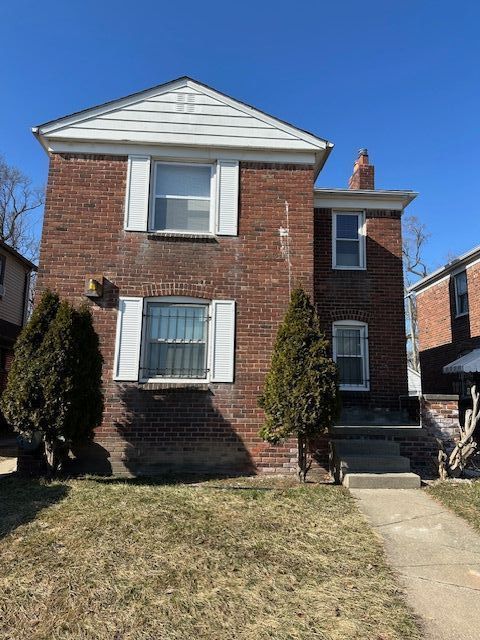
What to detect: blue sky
<box><xmin>1</xmin><ymin>0</ymin><xmax>479</xmax><ymax>270</ymax></box>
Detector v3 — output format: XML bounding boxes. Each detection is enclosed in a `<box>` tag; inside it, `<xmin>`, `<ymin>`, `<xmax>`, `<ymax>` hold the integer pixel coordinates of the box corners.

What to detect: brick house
<box><xmin>410</xmin><ymin>245</ymin><xmax>480</xmax><ymax>398</ymax></box>
<box><xmin>33</xmin><ymin>77</ymin><xmax>417</xmax><ymax>476</ymax></box>
<box><xmin>0</xmin><ymin>241</ymin><xmax>36</xmax><ymax>399</ymax></box>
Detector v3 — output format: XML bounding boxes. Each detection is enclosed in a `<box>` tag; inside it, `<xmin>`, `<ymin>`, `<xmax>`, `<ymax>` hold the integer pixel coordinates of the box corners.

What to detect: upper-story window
<box><xmin>124</xmin><ymin>156</ymin><xmax>239</xmax><ymax>236</ymax></box>
<box><xmin>332</xmin><ymin>211</ymin><xmax>366</xmax><ymax>270</ymax></box>
<box><xmin>151</xmin><ymin>162</ymin><xmax>214</xmax><ymax>234</ymax></box>
<box><xmin>454</xmin><ymin>271</ymin><xmax>469</xmax><ymax>317</ymax></box>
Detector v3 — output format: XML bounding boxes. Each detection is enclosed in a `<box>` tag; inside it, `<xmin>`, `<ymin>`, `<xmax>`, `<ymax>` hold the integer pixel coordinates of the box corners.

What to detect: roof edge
<box><xmin>409</xmin><ymin>244</ymin><xmax>480</xmax><ymax>294</ymax></box>
<box><xmin>0</xmin><ymin>241</ymin><xmax>37</xmax><ymax>271</ymax></box>
<box><xmin>33</xmin><ymin>75</ymin><xmax>332</xmax><ymax>153</ymax></box>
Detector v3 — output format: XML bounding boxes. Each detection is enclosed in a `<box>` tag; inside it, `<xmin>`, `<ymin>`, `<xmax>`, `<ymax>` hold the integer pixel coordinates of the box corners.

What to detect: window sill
<box><xmin>339</xmin><ymin>385</ymin><xmax>370</xmax><ymax>392</ymax></box>
<box><xmin>136</xmin><ymin>381</ymin><xmax>211</xmax><ymax>392</ymax></box>
<box><xmin>332</xmin><ymin>266</ymin><xmax>367</xmax><ymax>271</ymax></box>
<box><xmin>147</xmin><ymin>231</ymin><xmax>218</xmax><ymax>243</ymax></box>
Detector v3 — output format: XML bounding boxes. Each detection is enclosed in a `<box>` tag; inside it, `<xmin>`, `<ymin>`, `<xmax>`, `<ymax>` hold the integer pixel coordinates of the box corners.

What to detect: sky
<box><xmin>1</xmin><ymin>0</ymin><xmax>479</xmax><ymax>272</ymax></box>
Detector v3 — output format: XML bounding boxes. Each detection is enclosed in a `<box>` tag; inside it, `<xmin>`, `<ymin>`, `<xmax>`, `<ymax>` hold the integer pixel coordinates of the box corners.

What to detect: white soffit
<box><xmin>314</xmin><ymin>188</ymin><xmax>417</xmax><ymax>211</ymax></box>
<box><xmin>33</xmin><ymin>77</ymin><xmax>332</xmax><ymax>165</ymax></box>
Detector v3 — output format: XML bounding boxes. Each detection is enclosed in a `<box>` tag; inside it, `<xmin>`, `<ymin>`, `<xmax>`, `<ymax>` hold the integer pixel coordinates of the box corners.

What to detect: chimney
<box><xmin>348</xmin><ymin>148</ymin><xmax>374</xmax><ymax>190</ymax></box>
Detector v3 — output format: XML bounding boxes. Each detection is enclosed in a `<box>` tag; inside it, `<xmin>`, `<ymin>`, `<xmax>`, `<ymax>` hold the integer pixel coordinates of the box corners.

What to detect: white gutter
<box><xmin>409</xmin><ymin>244</ymin><xmax>480</xmax><ymax>294</ymax></box>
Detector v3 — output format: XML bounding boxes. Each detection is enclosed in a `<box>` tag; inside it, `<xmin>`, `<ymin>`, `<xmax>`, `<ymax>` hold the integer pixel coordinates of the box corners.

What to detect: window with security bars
<box><xmin>333</xmin><ymin>212</ymin><xmax>365</xmax><ymax>269</ymax></box>
<box><xmin>143</xmin><ymin>302</ymin><xmax>209</xmax><ymax>379</ymax></box>
<box><xmin>333</xmin><ymin>322</ymin><xmax>369</xmax><ymax>390</ymax></box>
<box><xmin>152</xmin><ymin>162</ymin><xmax>212</xmax><ymax>233</ymax></box>
<box><xmin>454</xmin><ymin>271</ymin><xmax>469</xmax><ymax>317</ymax></box>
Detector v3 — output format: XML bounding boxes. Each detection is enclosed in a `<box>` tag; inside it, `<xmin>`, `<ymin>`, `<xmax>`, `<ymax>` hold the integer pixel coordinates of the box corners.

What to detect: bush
<box><xmin>1</xmin><ymin>291</ymin><xmax>104</xmax><ymax>474</ymax></box>
<box><xmin>259</xmin><ymin>287</ymin><xmax>339</xmax><ymax>481</ymax></box>
<box><xmin>1</xmin><ymin>290</ymin><xmax>60</xmax><ymax>439</ymax></box>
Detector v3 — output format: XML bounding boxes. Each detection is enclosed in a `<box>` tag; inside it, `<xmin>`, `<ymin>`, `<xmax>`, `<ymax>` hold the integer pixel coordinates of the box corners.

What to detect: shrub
<box><xmin>1</xmin><ymin>291</ymin><xmax>104</xmax><ymax>474</ymax></box>
<box><xmin>259</xmin><ymin>287</ymin><xmax>339</xmax><ymax>481</ymax></box>
<box><xmin>1</xmin><ymin>290</ymin><xmax>60</xmax><ymax>439</ymax></box>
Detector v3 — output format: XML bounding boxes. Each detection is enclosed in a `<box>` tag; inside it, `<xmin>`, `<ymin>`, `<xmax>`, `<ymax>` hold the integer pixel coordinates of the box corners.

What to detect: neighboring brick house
<box><xmin>410</xmin><ymin>245</ymin><xmax>480</xmax><ymax>397</ymax></box>
<box><xmin>33</xmin><ymin>77</ymin><xmax>416</xmax><ymax>476</ymax></box>
<box><xmin>0</xmin><ymin>241</ymin><xmax>36</xmax><ymax>396</ymax></box>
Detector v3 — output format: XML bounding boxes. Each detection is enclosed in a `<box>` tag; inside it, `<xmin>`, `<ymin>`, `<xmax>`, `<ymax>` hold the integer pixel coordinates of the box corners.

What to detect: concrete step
<box><xmin>339</xmin><ymin>454</ymin><xmax>411</xmax><ymax>474</ymax></box>
<box><xmin>343</xmin><ymin>472</ymin><xmax>421</xmax><ymax>489</ymax></box>
<box><xmin>332</xmin><ymin>438</ymin><xmax>400</xmax><ymax>457</ymax></box>
<box><xmin>0</xmin><ymin>438</ymin><xmax>17</xmax><ymax>458</ymax></box>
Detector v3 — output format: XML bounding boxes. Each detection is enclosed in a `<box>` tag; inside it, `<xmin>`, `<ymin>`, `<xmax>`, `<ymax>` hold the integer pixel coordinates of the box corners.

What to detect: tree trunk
<box><xmin>297</xmin><ymin>435</ymin><xmax>313</xmax><ymax>483</ymax></box>
<box><xmin>44</xmin><ymin>439</ymin><xmax>69</xmax><ymax>478</ymax></box>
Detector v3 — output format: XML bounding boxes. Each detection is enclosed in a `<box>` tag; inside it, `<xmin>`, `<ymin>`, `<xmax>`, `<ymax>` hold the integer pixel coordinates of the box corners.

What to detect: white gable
<box><xmin>35</xmin><ymin>78</ymin><xmax>330</xmax><ymax>156</ymax></box>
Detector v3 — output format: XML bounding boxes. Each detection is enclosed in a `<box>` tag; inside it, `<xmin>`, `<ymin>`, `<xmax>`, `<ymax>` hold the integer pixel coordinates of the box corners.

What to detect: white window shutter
<box><xmin>216</xmin><ymin>160</ymin><xmax>239</xmax><ymax>236</ymax></box>
<box><xmin>211</xmin><ymin>300</ymin><xmax>236</xmax><ymax>382</ymax></box>
<box><xmin>113</xmin><ymin>297</ymin><xmax>143</xmax><ymax>381</ymax></box>
<box><xmin>124</xmin><ymin>156</ymin><xmax>150</xmax><ymax>231</ymax></box>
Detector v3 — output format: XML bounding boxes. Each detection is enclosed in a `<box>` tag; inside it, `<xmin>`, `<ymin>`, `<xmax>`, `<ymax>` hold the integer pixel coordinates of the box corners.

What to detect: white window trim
<box><xmin>139</xmin><ymin>296</ymin><xmax>212</xmax><ymax>384</ymax></box>
<box><xmin>332</xmin><ymin>320</ymin><xmax>370</xmax><ymax>391</ymax></box>
<box><xmin>332</xmin><ymin>210</ymin><xmax>366</xmax><ymax>270</ymax></box>
<box><xmin>453</xmin><ymin>271</ymin><xmax>469</xmax><ymax>318</ymax></box>
<box><xmin>148</xmin><ymin>161</ymin><xmax>217</xmax><ymax>235</ymax></box>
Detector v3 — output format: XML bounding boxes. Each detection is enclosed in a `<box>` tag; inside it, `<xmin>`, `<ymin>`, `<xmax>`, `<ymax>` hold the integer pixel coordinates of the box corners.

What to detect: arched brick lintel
<box><xmin>141</xmin><ymin>282</ymin><xmax>217</xmax><ymax>300</ymax></box>
<box><xmin>328</xmin><ymin>308</ymin><xmax>372</xmax><ymax>324</ymax></box>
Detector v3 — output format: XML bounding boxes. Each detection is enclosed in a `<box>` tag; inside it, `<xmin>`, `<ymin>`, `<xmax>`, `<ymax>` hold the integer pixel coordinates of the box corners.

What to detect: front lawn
<box><xmin>428</xmin><ymin>480</ymin><xmax>480</xmax><ymax>531</ymax></box>
<box><xmin>0</xmin><ymin>476</ymin><xmax>420</xmax><ymax>640</ymax></box>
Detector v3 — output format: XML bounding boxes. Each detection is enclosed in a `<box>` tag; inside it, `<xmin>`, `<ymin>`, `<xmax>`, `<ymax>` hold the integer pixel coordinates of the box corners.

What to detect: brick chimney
<box><xmin>348</xmin><ymin>148</ymin><xmax>374</xmax><ymax>190</ymax></box>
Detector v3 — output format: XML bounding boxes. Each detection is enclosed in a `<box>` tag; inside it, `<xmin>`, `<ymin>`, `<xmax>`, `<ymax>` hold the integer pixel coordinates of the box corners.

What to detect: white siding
<box><xmin>0</xmin><ymin>251</ymin><xmax>28</xmax><ymax>327</ymax></box>
<box><xmin>46</xmin><ymin>87</ymin><xmax>320</xmax><ymax>151</ymax></box>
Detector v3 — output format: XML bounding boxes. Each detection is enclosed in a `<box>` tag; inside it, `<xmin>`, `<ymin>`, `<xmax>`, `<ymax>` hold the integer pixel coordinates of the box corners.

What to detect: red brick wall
<box><xmin>37</xmin><ymin>153</ymin><xmax>316</xmax><ymax>476</ymax></box>
<box><xmin>417</xmin><ymin>279</ymin><xmax>452</xmax><ymax>352</ymax></box>
<box><xmin>314</xmin><ymin>208</ymin><xmax>408</xmax><ymax>406</ymax></box>
<box><xmin>417</xmin><ymin>263</ymin><xmax>480</xmax><ymax>393</ymax></box>
<box><xmin>468</xmin><ymin>262</ymin><xmax>480</xmax><ymax>337</ymax></box>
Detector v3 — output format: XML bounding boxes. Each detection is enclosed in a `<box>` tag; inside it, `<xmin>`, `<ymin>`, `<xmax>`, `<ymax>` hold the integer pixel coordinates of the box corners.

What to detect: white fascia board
<box><xmin>45</xmin><ymin>139</ymin><xmax>318</xmax><ymax>165</ymax></box>
<box><xmin>411</xmin><ymin>274</ymin><xmax>450</xmax><ymax>296</ymax></box>
<box><xmin>409</xmin><ymin>244</ymin><xmax>480</xmax><ymax>294</ymax></box>
<box><xmin>314</xmin><ymin>188</ymin><xmax>417</xmax><ymax>211</ymax></box>
<box><xmin>35</xmin><ymin>77</ymin><xmax>190</xmax><ymax>135</ymax></box>
<box><xmin>34</xmin><ymin>77</ymin><xmax>330</xmax><ymax>152</ymax></box>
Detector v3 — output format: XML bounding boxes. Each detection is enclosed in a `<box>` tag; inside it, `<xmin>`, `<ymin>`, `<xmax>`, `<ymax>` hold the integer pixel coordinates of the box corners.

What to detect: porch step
<box><xmin>331</xmin><ymin>436</ymin><xmax>421</xmax><ymax>489</ymax></box>
<box><xmin>343</xmin><ymin>472</ymin><xmax>421</xmax><ymax>489</ymax></box>
<box><xmin>332</xmin><ymin>438</ymin><xmax>400</xmax><ymax>457</ymax></box>
<box><xmin>340</xmin><ymin>454</ymin><xmax>411</xmax><ymax>474</ymax></box>
<box><xmin>0</xmin><ymin>438</ymin><xmax>17</xmax><ymax>458</ymax></box>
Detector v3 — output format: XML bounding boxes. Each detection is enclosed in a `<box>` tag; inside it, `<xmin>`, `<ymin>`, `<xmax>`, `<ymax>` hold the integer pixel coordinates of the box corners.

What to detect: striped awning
<box><xmin>443</xmin><ymin>349</ymin><xmax>480</xmax><ymax>374</ymax></box>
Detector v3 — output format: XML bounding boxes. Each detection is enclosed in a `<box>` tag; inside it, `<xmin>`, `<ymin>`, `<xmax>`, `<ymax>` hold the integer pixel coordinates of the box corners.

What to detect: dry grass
<box><xmin>0</xmin><ymin>476</ymin><xmax>421</xmax><ymax>640</ymax></box>
<box><xmin>427</xmin><ymin>479</ymin><xmax>480</xmax><ymax>531</ymax></box>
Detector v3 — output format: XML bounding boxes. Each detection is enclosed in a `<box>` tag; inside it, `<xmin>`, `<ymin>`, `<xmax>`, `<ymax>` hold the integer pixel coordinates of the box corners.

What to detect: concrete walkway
<box><xmin>0</xmin><ymin>456</ymin><xmax>16</xmax><ymax>477</ymax></box>
<box><xmin>351</xmin><ymin>488</ymin><xmax>480</xmax><ymax>640</ymax></box>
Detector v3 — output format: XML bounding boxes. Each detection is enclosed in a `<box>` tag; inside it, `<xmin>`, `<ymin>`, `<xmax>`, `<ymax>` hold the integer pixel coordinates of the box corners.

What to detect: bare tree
<box><xmin>0</xmin><ymin>156</ymin><xmax>43</xmax><ymax>262</ymax></box>
<box><xmin>438</xmin><ymin>385</ymin><xmax>479</xmax><ymax>478</ymax></box>
<box><xmin>403</xmin><ymin>216</ymin><xmax>430</xmax><ymax>372</ymax></box>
